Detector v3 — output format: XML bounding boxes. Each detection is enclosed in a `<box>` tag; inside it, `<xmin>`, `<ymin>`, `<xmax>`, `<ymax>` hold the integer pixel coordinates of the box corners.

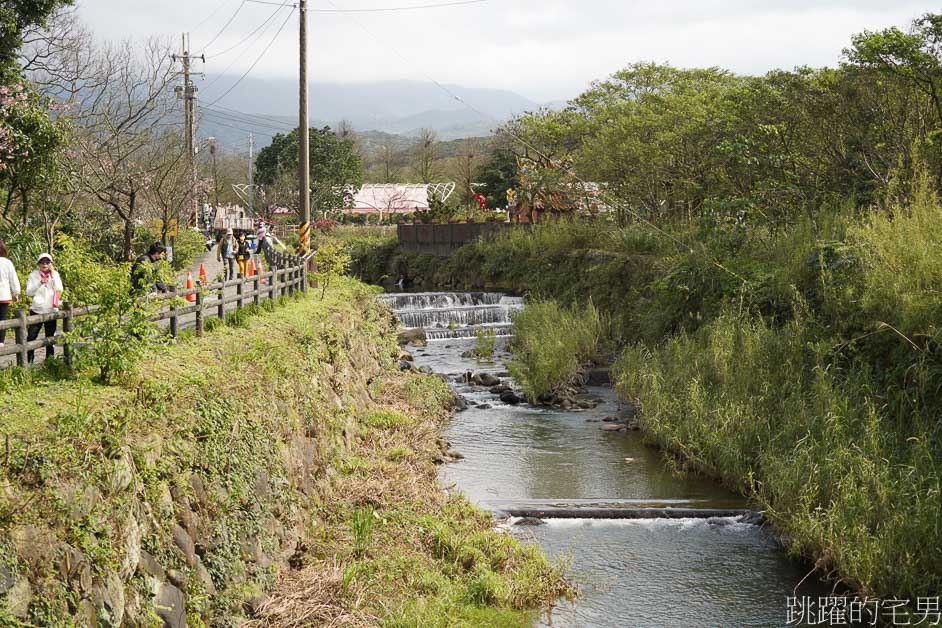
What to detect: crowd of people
<box><xmin>0</xmin><ymin>223</ymin><xmax>287</xmax><ymax>364</ymax></box>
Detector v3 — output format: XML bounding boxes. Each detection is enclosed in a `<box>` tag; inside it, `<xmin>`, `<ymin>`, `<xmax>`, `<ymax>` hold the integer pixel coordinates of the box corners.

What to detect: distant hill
<box><xmin>195</xmin><ymin>78</ymin><xmax>547</xmax><ymax>149</ymax></box>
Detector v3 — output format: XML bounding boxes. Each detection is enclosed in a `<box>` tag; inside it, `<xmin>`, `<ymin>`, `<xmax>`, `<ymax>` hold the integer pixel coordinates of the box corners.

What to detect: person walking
<box><xmin>217</xmin><ymin>229</ymin><xmax>238</xmax><ymax>280</ymax></box>
<box><xmin>25</xmin><ymin>253</ymin><xmax>63</xmax><ymax>363</ymax></box>
<box><xmin>235</xmin><ymin>232</ymin><xmax>252</xmax><ymax>278</ymax></box>
<box><xmin>131</xmin><ymin>242</ymin><xmax>169</xmax><ymax>293</ymax></box>
<box><xmin>0</xmin><ymin>239</ymin><xmax>21</xmax><ymax>348</ymax></box>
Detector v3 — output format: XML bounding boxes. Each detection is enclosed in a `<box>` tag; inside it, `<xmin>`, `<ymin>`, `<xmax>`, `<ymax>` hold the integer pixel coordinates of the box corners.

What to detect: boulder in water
<box><xmin>489</xmin><ymin>384</ymin><xmax>511</xmax><ymax>394</ymax></box>
<box><xmin>472</xmin><ymin>372</ymin><xmax>501</xmax><ymax>387</ymax></box>
<box><xmin>513</xmin><ymin>517</ymin><xmax>546</xmax><ymax>526</ymax></box>
<box><xmin>397</xmin><ymin>328</ymin><xmax>427</xmax><ymax>347</ymax></box>
<box><xmin>500</xmin><ymin>391</ymin><xmax>521</xmax><ymax>405</ymax></box>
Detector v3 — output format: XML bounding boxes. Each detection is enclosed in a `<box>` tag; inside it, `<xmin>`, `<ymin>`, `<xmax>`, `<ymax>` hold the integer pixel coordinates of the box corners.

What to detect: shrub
<box><xmin>471</xmin><ymin>327</ymin><xmax>496</xmax><ymax>359</ymax></box>
<box><xmin>314</xmin><ymin>241</ymin><xmax>352</xmax><ymax>299</ymax></box>
<box><xmin>508</xmin><ymin>300</ymin><xmax>607</xmax><ymax>399</ymax></box>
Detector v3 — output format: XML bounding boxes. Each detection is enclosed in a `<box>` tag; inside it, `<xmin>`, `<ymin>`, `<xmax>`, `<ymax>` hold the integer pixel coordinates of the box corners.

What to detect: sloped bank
<box><xmin>0</xmin><ymin>280</ymin><xmax>569</xmax><ymax>625</ymax></box>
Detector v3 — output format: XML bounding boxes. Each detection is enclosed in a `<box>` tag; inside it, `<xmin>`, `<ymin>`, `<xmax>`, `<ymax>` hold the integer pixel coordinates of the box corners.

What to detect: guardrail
<box><xmin>0</xmin><ymin>253</ymin><xmax>308</xmax><ymax>370</ymax></box>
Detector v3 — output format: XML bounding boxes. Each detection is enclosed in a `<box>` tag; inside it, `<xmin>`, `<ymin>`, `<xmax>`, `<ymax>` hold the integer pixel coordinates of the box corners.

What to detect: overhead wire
<box><xmin>246</xmin><ymin>0</ymin><xmax>487</xmax><ymax>11</ymax></box>
<box><xmin>202</xmin><ymin>107</ymin><xmax>295</xmax><ymax>132</ymax></box>
<box><xmin>191</xmin><ymin>0</ymin><xmax>237</xmax><ymax>32</ymax></box>
<box><xmin>198</xmin><ymin>0</ymin><xmax>249</xmax><ymax>53</ymax></box>
<box><xmin>204</xmin><ymin>2</ymin><xmax>287</xmax><ymax>59</ymax></box>
<box><xmin>203</xmin><ymin>3</ymin><xmax>288</xmax><ymax>91</ymax></box>
<box><xmin>323</xmin><ymin>0</ymin><xmax>747</xmax><ymax>281</ymax></box>
<box><xmin>207</xmin><ymin>103</ymin><xmax>295</xmax><ymax>125</ymax></box>
<box><xmin>204</xmin><ymin>6</ymin><xmax>296</xmax><ymax>108</ymax></box>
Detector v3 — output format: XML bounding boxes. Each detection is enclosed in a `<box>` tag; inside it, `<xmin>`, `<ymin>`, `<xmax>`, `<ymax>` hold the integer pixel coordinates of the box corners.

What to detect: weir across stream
<box><xmin>382</xmin><ymin>291</ymin><xmax>829</xmax><ymax>626</ymax></box>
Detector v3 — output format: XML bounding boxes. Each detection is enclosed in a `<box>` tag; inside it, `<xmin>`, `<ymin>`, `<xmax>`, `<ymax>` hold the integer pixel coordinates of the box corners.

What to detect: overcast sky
<box><xmin>76</xmin><ymin>0</ymin><xmax>936</xmax><ymax>102</ymax></box>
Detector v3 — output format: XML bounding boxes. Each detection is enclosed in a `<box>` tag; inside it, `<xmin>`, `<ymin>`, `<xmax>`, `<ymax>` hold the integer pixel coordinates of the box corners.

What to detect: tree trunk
<box><xmin>123</xmin><ymin>219</ymin><xmax>134</xmax><ymax>261</ymax></box>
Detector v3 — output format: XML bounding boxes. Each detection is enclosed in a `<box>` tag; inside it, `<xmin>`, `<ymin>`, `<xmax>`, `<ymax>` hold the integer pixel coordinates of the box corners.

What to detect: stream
<box><xmin>380</xmin><ymin>291</ymin><xmax>829</xmax><ymax>627</ymax></box>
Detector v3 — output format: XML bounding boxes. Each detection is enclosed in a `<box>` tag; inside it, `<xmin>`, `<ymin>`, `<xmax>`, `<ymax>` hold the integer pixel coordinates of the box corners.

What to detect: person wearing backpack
<box><xmin>235</xmin><ymin>232</ymin><xmax>252</xmax><ymax>278</ymax></box>
<box><xmin>25</xmin><ymin>253</ymin><xmax>64</xmax><ymax>363</ymax></box>
<box><xmin>0</xmin><ymin>239</ymin><xmax>21</xmax><ymax>348</ymax></box>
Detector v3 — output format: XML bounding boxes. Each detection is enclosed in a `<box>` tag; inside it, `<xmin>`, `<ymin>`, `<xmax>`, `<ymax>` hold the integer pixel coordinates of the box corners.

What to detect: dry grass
<box><xmin>251</xmin><ymin>561</ymin><xmax>376</xmax><ymax>628</ymax></box>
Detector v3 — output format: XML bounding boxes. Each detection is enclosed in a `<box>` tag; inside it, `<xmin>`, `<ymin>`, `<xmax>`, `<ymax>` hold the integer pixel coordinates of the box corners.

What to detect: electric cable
<box><xmin>204</xmin><ymin>6</ymin><xmax>295</xmax><ymax>108</ymax></box>
<box><xmin>202</xmin><ymin>107</ymin><xmax>294</xmax><ymax>132</ymax></box>
<box><xmin>205</xmin><ymin>3</ymin><xmax>287</xmax><ymax>59</ymax></box>
<box><xmin>207</xmin><ymin>103</ymin><xmax>296</xmax><ymax>125</ymax></box>
<box><xmin>246</xmin><ymin>0</ymin><xmax>487</xmax><ymax>11</ymax></box>
<box><xmin>198</xmin><ymin>0</ymin><xmax>249</xmax><ymax>53</ymax></box>
<box><xmin>191</xmin><ymin>0</ymin><xmax>237</xmax><ymax>32</ymax></box>
<box><xmin>203</xmin><ymin>4</ymin><xmax>288</xmax><ymax>91</ymax></box>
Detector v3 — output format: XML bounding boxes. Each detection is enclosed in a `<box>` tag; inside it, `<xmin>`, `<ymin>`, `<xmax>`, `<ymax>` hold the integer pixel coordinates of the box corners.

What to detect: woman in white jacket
<box><xmin>26</xmin><ymin>253</ymin><xmax>64</xmax><ymax>363</ymax></box>
<box><xmin>0</xmin><ymin>239</ymin><xmax>21</xmax><ymax>347</ymax></box>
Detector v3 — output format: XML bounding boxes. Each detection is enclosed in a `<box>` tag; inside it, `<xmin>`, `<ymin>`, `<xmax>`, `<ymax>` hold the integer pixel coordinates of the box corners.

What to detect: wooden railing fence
<box><xmin>0</xmin><ymin>253</ymin><xmax>308</xmax><ymax>370</ymax></box>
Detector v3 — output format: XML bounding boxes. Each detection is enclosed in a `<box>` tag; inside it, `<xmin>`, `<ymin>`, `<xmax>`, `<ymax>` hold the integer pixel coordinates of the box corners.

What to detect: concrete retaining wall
<box><xmin>397</xmin><ymin>222</ymin><xmax>528</xmax><ymax>256</ymax></box>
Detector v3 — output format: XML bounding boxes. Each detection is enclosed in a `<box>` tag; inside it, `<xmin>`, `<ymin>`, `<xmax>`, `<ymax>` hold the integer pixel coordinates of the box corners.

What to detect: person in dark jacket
<box><xmin>235</xmin><ymin>233</ymin><xmax>252</xmax><ymax>278</ymax></box>
<box><xmin>131</xmin><ymin>242</ymin><xmax>168</xmax><ymax>293</ymax></box>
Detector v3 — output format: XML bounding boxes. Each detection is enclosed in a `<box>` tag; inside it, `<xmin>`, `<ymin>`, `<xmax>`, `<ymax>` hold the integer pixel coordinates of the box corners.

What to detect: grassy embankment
<box><xmin>344</xmin><ymin>201</ymin><xmax>942</xmax><ymax>602</ymax></box>
<box><xmin>0</xmin><ymin>279</ymin><xmax>569</xmax><ymax>625</ymax></box>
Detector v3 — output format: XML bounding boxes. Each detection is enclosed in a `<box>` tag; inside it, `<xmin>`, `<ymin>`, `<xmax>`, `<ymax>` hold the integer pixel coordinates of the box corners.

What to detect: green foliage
<box><xmin>508</xmin><ymin>300</ymin><xmax>607</xmax><ymax>400</ymax></box>
<box><xmin>72</xmin><ymin>269</ymin><xmax>156</xmax><ymax>383</ymax></box>
<box><xmin>362</xmin><ymin>408</ymin><xmax>415</xmax><ymax>430</ymax></box>
<box><xmin>471</xmin><ymin>327</ymin><xmax>496</xmax><ymax>359</ymax></box>
<box><xmin>352</xmin><ymin>507</ymin><xmax>376</xmax><ymax>558</ymax></box>
<box><xmin>314</xmin><ymin>240</ymin><xmax>352</xmax><ymax>299</ymax></box>
<box><xmin>0</xmin><ymin>0</ymin><xmax>73</xmax><ymax>69</ymax></box>
<box><xmin>254</xmin><ymin>126</ymin><xmax>363</xmax><ymax>217</ymax></box>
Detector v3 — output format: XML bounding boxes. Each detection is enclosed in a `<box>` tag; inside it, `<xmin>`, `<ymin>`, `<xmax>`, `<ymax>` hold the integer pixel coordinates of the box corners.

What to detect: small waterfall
<box><xmin>382</xmin><ymin>291</ymin><xmax>522</xmax><ymax>340</ymax></box>
<box><xmin>377</xmin><ymin>292</ymin><xmax>505</xmax><ymax>310</ymax></box>
<box><xmin>425</xmin><ymin>324</ymin><xmax>515</xmax><ymax>341</ymax></box>
<box><xmin>397</xmin><ymin>305</ymin><xmax>519</xmax><ymax>329</ymax></box>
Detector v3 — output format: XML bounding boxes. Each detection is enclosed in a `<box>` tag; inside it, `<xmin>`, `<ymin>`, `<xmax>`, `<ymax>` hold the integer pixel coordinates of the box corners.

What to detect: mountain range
<box><xmin>195</xmin><ymin>78</ymin><xmax>557</xmax><ymax>150</ymax></box>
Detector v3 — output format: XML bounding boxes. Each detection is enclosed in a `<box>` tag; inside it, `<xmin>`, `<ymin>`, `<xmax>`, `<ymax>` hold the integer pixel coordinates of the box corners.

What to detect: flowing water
<box><xmin>383</xmin><ymin>292</ymin><xmax>830</xmax><ymax>627</ymax></box>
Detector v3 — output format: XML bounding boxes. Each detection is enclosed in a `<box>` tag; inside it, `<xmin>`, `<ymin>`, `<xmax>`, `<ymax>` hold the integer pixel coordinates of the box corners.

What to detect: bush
<box><xmin>508</xmin><ymin>300</ymin><xmax>607</xmax><ymax>399</ymax></box>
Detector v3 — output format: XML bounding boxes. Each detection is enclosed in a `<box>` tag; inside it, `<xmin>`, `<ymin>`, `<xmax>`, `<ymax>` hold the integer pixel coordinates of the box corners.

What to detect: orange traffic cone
<box><xmin>185</xmin><ymin>272</ymin><xmax>196</xmax><ymax>302</ymax></box>
<box><xmin>198</xmin><ymin>262</ymin><xmax>207</xmax><ymax>285</ymax></box>
<box><xmin>247</xmin><ymin>259</ymin><xmax>256</xmax><ymax>277</ymax></box>
<box><xmin>257</xmin><ymin>259</ymin><xmax>266</xmax><ymax>285</ymax></box>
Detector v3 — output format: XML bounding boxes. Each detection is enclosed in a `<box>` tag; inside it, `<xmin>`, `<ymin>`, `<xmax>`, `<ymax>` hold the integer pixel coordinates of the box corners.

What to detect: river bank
<box><xmin>348</xmin><ymin>214</ymin><xmax>942</xmax><ymax>607</ymax></box>
<box><xmin>0</xmin><ymin>280</ymin><xmax>569</xmax><ymax>625</ymax></box>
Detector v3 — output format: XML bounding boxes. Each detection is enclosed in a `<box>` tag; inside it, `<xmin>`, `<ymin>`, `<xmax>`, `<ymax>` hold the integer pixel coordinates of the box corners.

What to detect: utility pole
<box><xmin>298</xmin><ymin>0</ymin><xmax>311</xmax><ymax>254</ymax></box>
<box><xmin>248</xmin><ymin>133</ymin><xmax>255</xmax><ymax>216</ymax></box>
<box><xmin>172</xmin><ymin>34</ymin><xmax>204</xmax><ymax>228</ymax></box>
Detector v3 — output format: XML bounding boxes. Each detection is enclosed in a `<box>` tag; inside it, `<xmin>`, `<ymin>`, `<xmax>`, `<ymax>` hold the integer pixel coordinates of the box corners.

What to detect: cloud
<box><xmin>75</xmin><ymin>0</ymin><xmax>937</xmax><ymax>102</ymax></box>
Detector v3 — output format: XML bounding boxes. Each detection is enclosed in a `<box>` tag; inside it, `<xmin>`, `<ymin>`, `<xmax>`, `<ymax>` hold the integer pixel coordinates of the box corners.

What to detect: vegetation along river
<box><xmin>381</xmin><ymin>291</ymin><xmax>829</xmax><ymax>627</ymax></box>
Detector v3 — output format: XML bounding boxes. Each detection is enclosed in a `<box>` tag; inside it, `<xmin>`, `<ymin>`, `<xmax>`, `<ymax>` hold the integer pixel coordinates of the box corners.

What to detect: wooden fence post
<box><xmin>236</xmin><ymin>279</ymin><xmax>244</xmax><ymax>310</ymax></box>
<box><xmin>169</xmin><ymin>286</ymin><xmax>178</xmax><ymax>338</ymax></box>
<box><xmin>195</xmin><ymin>290</ymin><xmax>204</xmax><ymax>337</ymax></box>
<box><xmin>15</xmin><ymin>310</ymin><xmax>27</xmax><ymax>367</ymax></box>
<box><xmin>300</xmin><ymin>258</ymin><xmax>307</xmax><ymax>294</ymax></box>
<box><xmin>62</xmin><ymin>303</ymin><xmax>73</xmax><ymax>369</ymax></box>
<box><xmin>218</xmin><ymin>283</ymin><xmax>225</xmax><ymax>320</ymax></box>
<box><xmin>253</xmin><ymin>275</ymin><xmax>260</xmax><ymax>306</ymax></box>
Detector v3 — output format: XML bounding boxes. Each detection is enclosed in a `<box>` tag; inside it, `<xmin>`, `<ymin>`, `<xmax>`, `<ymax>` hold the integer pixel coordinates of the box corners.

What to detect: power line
<box><xmin>204</xmin><ymin>105</ymin><xmax>294</xmax><ymax>129</ymax></box>
<box><xmin>246</xmin><ymin>0</ymin><xmax>487</xmax><ymax>11</ymax></box>
<box><xmin>203</xmin><ymin>4</ymin><xmax>288</xmax><ymax>91</ymax></box>
<box><xmin>192</xmin><ymin>0</ymin><xmax>237</xmax><ymax>32</ymax></box>
<box><xmin>202</xmin><ymin>107</ymin><xmax>294</xmax><ymax>132</ymax></box>
<box><xmin>198</xmin><ymin>0</ymin><xmax>248</xmax><ymax>53</ymax></box>
<box><xmin>205</xmin><ymin>3</ymin><xmax>287</xmax><ymax>59</ymax></box>
<box><xmin>208</xmin><ymin>103</ymin><xmax>296</xmax><ymax>125</ymax></box>
<box><xmin>199</xmin><ymin>114</ymin><xmax>276</xmax><ymax>139</ymax></box>
<box><xmin>205</xmin><ymin>6</ymin><xmax>295</xmax><ymax>108</ymax></box>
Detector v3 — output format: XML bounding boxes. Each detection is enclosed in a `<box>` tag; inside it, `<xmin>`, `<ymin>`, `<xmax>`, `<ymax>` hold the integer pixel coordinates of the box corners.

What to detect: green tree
<box><xmin>0</xmin><ymin>0</ymin><xmax>73</xmax><ymax>73</ymax></box>
<box><xmin>474</xmin><ymin>147</ymin><xmax>518</xmax><ymax>210</ymax></box>
<box><xmin>255</xmin><ymin>126</ymin><xmax>363</xmax><ymax>219</ymax></box>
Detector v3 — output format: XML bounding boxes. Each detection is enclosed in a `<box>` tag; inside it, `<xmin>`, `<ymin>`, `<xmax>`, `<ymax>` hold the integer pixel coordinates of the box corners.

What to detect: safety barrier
<box><xmin>0</xmin><ymin>252</ymin><xmax>308</xmax><ymax>369</ymax></box>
